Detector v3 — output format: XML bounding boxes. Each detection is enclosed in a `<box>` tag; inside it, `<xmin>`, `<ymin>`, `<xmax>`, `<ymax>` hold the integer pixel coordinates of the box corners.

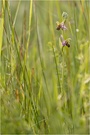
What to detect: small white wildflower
<box><xmin>57</xmin><ymin>94</ymin><xmax>62</xmax><ymax>100</ymax></box>
<box><xmin>76</xmin><ymin>29</ymin><xmax>79</xmax><ymax>32</ymax></box>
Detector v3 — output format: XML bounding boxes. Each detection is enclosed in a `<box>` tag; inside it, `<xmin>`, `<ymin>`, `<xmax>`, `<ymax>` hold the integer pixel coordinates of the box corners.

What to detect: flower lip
<box><xmin>56</xmin><ymin>24</ymin><xmax>61</xmax><ymax>30</ymax></box>
<box><xmin>66</xmin><ymin>41</ymin><xmax>70</xmax><ymax>47</ymax></box>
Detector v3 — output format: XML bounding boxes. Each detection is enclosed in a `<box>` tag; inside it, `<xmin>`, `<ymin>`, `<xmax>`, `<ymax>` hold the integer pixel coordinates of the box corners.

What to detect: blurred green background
<box><xmin>0</xmin><ymin>0</ymin><xmax>90</xmax><ymax>134</ymax></box>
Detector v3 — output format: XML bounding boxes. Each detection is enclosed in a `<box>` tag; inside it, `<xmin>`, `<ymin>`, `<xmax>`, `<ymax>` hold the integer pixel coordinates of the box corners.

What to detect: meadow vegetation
<box><xmin>0</xmin><ymin>0</ymin><xmax>90</xmax><ymax>134</ymax></box>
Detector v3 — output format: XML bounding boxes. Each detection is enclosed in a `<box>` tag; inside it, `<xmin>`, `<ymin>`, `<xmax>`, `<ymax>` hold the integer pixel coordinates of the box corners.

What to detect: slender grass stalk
<box><xmin>0</xmin><ymin>0</ymin><xmax>5</xmax><ymax>131</ymax></box>
<box><xmin>6</xmin><ymin>1</ymin><xmax>22</xmax><ymax>72</ymax></box>
<box><xmin>0</xmin><ymin>0</ymin><xmax>5</xmax><ymax>57</ymax></box>
<box><xmin>36</xmin><ymin>20</ymin><xmax>50</xmax><ymax>108</ymax></box>
<box><xmin>23</xmin><ymin>0</ymin><xmax>33</xmax><ymax>124</ymax></box>
<box><xmin>0</xmin><ymin>0</ymin><xmax>5</xmax><ymax>94</ymax></box>
<box><xmin>13</xmin><ymin>0</ymin><xmax>21</xmax><ymax>27</ymax></box>
<box><xmin>33</xmin><ymin>2</ymin><xmax>51</xmax><ymax>113</ymax></box>
<box><xmin>52</xmin><ymin>44</ymin><xmax>61</xmax><ymax>93</ymax></box>
<box><xmin>24</xmin><ymin>0</ymin><xmax>32</xmax><ymax>62</ymax></box>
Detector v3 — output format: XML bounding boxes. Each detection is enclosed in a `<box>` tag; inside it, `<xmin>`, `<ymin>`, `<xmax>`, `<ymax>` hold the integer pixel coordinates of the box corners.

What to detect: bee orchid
<box><xmin>60</xmin><ymin>35</ymin><xmax>71</xmax><ymax>48</ymax></box>
<box><xmin>56</xmin><ymin>21</ymin><xmax>67</xmax><ymax>31</ymax></box>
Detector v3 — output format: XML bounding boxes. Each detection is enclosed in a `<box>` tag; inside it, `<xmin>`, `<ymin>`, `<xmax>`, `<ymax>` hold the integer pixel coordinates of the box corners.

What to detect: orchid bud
<box><xmin>62</xmin><ymin>12</ymin><xmax>68</xmax><ymax>20</ymax></box>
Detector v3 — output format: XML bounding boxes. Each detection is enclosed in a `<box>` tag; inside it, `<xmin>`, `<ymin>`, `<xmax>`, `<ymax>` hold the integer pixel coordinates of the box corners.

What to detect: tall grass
<box><xmin>0</xmin><ymin>0</ymin><xmax>90</xmax><ymax>134</ymax></box>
